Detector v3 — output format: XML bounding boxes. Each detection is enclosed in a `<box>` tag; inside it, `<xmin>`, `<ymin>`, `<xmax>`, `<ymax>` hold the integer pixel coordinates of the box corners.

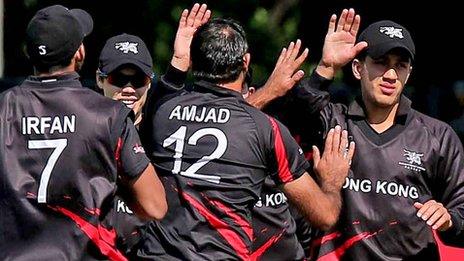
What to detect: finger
<box><xmin>426</xmin><ymin>208</ymin><xmax>446</xmax><ymax>227</ymax></box>
<box><xmin>346</xmin><ymin>141</ymin><xmax>355</xmax><ymax>161</ymax></box>
<box><xmin>289</xmin><ymin>39</ymin><xmax>302</xmax><ymax>61</ymax></box>
<box><xmin>352</xmin><ymin>42</ymin><xmax>368</xmax><ymax>56</ymax></box>
<box><xmin>332</xmin><ymin>125</ymin><xmax>342</xmax><ymax>155</ymax></box>
<box><xmin>435</xmin><ymin>214</ymin><xmax>452</xmax><ymax>230</ymax></box>
<box><xmin>201</xmin><ymin>10</ymin><xmax>212</xmax><ymax>25</ymax></box>
<box><xmin>339</xmin><ymin>130</ymin><xmax>348</xmax><ymax>154</ymax></box>
<box><xmin>194</xmin><ymin>4</ymin><xmax>208</xmax><ymax>27</ymax></box>
<box><xmin>350</xmin><ymin>14</ymin><xmax>361</xmax><ymax>36</ymax></box>
<box><xmin>413</xmin><ymin>202</ymin><xmax>423</xmax><ymax>209</ymax></box>
<box><xmin>187</xmin><ymin>3</ymin><xmax>201</xmax><ymax>26</ymax></box>
<box><xmin>324</xmin><ymin>128</ymin><xmax>335</xmax><ymax>154</ymax></box>
<box><xmin>292</xmin><ymin>48</ymin><xmax>309</xmax><ymax>70</ymax></box>
<box><xmin>276</xmin><ymin>48</ymin><xmax>287</xmax><ymax>66</ymax></box>
<box><xmin>422</xmin><ymin>204</ymin><xmax>443</xmax><ymax>221</ymax></box>
<box><xmin>336</xmin><ymin>9</ymin><xmax>348</xmax><ymax>32</ymax></box>
<box><xmin>285</xmin><ymin>42</ymin><xmax>295</xmax><ymax>60</ymax></box>
<box><xmin>312</xmin><ymin>145</ymin><xmax>321</xmax><ymax>167</ymax></box>
<box><xmin>417</xmin><ymin>200</ymin><xmax>436</xmax><ymax>220</ymax></box>
<box><xmin>291</xmin><ymin>70</ymin><xmax>305</xmax><ymax>83</ymax></box>
<box><xmin>179</xmin><ymin>9</ymin><xmax>189</xmax><ymax>28</ymax></box>
<box><xmin>343</xmin><ymin>8</ymin><xmax>355</xmax><ymax>31</ymax></box>
<box><xmin>327</xmin><ymin>14</ymin><xmax>337</xmax><ymax>34</ymax></box>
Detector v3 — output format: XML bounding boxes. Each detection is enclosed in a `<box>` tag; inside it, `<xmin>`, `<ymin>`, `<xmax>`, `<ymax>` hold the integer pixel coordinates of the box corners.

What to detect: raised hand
<box><xmin>316</xmin><ymin>8</ymin><xmax>368</xmax><ymax>79</ymax></box>
<box><xmin>312</xmin><ymin>125</ymin><xmax>355</xmax><ymax>191</ymax></box>
<box><xmin>414</xmin><ymin>200</ymin><xmax>453</xmax><ymax>231</ymax></box>
<box><xmin>247</xmin><ymin>40</ymin><xmax>308</xmax><ymax>109</ymax></box>
<box><xmin>171</xmin><ymin>3</ymin><xmax>211</xmax><ymax>71</ymax></box>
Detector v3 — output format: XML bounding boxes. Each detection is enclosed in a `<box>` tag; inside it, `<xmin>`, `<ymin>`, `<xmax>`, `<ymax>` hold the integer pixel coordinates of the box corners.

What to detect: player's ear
<box><xmin>96</xmin><ymin>70</ymin><xmax>104</xmax><ymax>90</ymax></box>
<box><xmin>248</xmin><ymin>86</ymin><xmax>256</xmax><ymax>95</ymax></box>
<box><xmin>243</xmin><ymin>53</ymin><xmax>251</xmax><ymax>71</ymax></box>
<box><xmin>75</xmin><ymin>44</ymin><xmax>85</xmax><ymax>63</ymax></box>
<box><xmin>352</xmin><ymin>59</ymin><xmax>363</xmax><ymax>80</ymax></box>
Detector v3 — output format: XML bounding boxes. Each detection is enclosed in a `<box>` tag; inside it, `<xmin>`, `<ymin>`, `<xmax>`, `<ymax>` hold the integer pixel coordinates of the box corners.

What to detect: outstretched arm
<box><xmin>170</xmin><ymin>3</ymin><xmax>211</xmax><ymax>72</ymax></box>
<box><xmin>246</xmin><ymin>40</ymin><xmax>308</xmax><ymax>109</ymax></box>
<box><xmin>315</xmin><ymin>8</ymin><xmax>367</xmax><ymax>79</ymax></box>
<box><xmin>282</xmin><ymin>126</ymin><xmax>355</xmax><ymax>230</ymax></box>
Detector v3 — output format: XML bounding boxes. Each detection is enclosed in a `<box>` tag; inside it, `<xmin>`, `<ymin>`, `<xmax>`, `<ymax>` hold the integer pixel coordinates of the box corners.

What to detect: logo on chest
<box><xmin>398</xmin><ymin>149</ymin><xmax>425</xmax><ymax>172</ymax></box>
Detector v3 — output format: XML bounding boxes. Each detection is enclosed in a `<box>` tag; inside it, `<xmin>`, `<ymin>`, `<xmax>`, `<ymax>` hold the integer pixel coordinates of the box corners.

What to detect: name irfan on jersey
<box><xmin>169</xmin><ymin>105</ymin><xmax>230</xmax><ymax>123</ymax></box>
<box><xmin>22</xmin><ymin>115</ymin><xmax>76</xmax><ymax>134</ymax></box>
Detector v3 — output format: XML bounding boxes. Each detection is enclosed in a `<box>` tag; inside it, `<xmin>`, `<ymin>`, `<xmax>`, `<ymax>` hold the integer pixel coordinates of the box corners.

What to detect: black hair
<box><xmin>33</xmin><ymin>58</ymin><xmax>73</xmax><ymax>74</ymax></box>
<box><xmin>191</xmin><ymin>18</ymin><xmax>249</xmax><ymax>84</ymax></box>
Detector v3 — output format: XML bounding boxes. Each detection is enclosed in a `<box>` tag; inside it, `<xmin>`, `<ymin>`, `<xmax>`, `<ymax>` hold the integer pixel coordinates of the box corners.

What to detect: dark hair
<box><xmin>191</xmin><ymin>18</ymin><xmax>248</xmax><ymax>84</ymax></box>
<box><xmin>33</xmin><ymin>57</ymin><xmax>73</xmax><ymax>74</ymax></box>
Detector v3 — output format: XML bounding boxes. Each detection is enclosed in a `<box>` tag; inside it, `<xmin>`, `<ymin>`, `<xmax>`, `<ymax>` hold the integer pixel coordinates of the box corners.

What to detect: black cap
<box><xmin>26</xmin><ymin>5</ymin><xmax>93</xmax><ymax>66</ymax></box>
<box><xmin>357</xmin><ymin>20</ymin><xmax>415</xmax><ymax>61</ymax></box>
<box><xmin>98</xmin><ymin>33</ymin><xmax>154</xmax><ymax>77</ymax></box>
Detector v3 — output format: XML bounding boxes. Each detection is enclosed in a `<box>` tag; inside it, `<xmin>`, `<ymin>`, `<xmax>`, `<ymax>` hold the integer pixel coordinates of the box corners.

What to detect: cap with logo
<box><xmin>357</xmin><ymin>20</ymin><xmax>415</xmax><ymax>61</ymax></box>
<box><xmin>26</xmin><ymin>5</ymin><xmax>93</xmax><ymax>67</ymax></box>
<box><xmin>98</xmin><ymin>33</ymin><xmax>154</xmax><ymax>78</ymax></box>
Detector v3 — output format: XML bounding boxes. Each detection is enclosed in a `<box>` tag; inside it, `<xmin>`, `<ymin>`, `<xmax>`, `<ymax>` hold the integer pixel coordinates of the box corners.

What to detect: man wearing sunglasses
<box><xmin>97</xmin><ymin>33</ymin><xmax>154</xmax><ymax>128</ymax></box>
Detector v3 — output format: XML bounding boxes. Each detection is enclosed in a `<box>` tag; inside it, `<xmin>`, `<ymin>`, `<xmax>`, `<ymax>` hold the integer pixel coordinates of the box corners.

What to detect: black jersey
<box><xmin>0</xmin><ymin>73</ymin><xmax>150</xmax><ymax>261</ymax></box>
<box><xmin>290</xmin><ymin>74</ymin><xmax>464</xmax><ymax>260</ymax></box>
<box><xmin>251</xmin><ymin>177</ymin><xmax>306</xmax><ymax>261</ymax></box>
<box><xmin>137</xmin><ymin>80</ymin><xmax>309</xmax><ymax>260</ymax></box>
<box><xmin>112</xmin><ymin>195</ymin><xmax>146</xmax><ymax>255</ymax></box>
<box><xmin>248</xmin><ymin>73</ymin><xmax>331</xmax><ymax>260</ymax></box>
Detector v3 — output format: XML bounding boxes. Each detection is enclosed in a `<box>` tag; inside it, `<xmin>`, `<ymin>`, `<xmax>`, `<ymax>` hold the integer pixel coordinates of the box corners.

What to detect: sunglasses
<box><xmin>100</xmin><ymin>70</ymin><xmax>151</xmax><ymax>88</ymax></box>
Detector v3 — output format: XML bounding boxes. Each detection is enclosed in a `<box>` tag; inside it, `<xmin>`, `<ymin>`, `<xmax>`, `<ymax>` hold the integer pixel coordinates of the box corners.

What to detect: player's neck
<box><xmin>34</xmin><ymin>62</ymin><xmax>76</xmax><ymax>78</ymax></box>
<box><xmin>365</xmin><ymin>101</ymin><xmax>399</xmax><ymax>134</ymax></box>
<box><xmin>216</xmin><ymin>73</ymin><xmax>246</xmax><ymax>94</ymax></box>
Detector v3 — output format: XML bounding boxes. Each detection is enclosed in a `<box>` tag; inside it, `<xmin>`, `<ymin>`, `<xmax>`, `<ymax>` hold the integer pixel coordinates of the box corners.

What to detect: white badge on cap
<box><xmin>115</xmin><ymin>42</ymin><xmax>139</xmax><ymax>54</ymax></box>
<box><xmin>379</xmin><ymin>26</ymin><xmax>404</xmax><ymax>39</ymax></box>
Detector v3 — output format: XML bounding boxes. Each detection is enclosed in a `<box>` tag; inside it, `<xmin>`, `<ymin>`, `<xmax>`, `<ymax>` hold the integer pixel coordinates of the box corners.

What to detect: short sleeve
<box><xmin>116</xmin><ymin>117</ymin><xmax>150</xmax><ymax>180</ymax></box>
<box><xmin>267</xmin><ymin>117</ymin><xmax>310</xmax><ymax>185</ymax></box>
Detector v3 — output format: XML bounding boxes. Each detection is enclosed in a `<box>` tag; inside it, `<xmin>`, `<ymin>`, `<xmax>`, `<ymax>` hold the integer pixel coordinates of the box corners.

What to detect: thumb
<box><xmin>413</xmin><ymin>202</ymin><xmax>423</xmax><ymax>209</ymax></box>
<box><xmin>312</xmin><ymin>145</ymin><xmax>320</xmax><ymax>167</ymax></box>
<box><xmin>353</xmin><ymin>41</ymin><xmax>368</xmax><ymax>56</ymax></box>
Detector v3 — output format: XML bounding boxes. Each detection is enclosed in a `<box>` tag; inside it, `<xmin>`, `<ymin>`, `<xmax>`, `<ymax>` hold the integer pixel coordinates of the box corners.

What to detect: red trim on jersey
<box><xmin>316</xmin><ymin>232</ymin><xmax>375</xmax><ymax>261</ymax></box>
<box><xmin>269</xmin><ymin>117</ymin><xmax>294</xmax><ymax>183</ymax></box>
<box><xmin>115</xmin><ymin>137</ymin><xmax>123</xmax><ymax>173</ymax></box>
<box><xmin>209</xmin><ymin>198</ymin><xmax>253</xmax><ymax>240</ymax></box>
<box><xmin>53</xmin><ymin>206</ymin><xmax>127</xmax><ymax>261</ymax></box>
<box><xmin>249</xmin><ymin>229</ymin><xmax>285</xmax><ymax>261</ymax></box>
<box><xmin>311</xmin><ymin>232</ymin><xmax>342</xmax><ymax>247</ymax></box>
<box><xmin>181</xmin><ymin>191</ymin><xmax>250</xmax><ymax>260</ymax></box>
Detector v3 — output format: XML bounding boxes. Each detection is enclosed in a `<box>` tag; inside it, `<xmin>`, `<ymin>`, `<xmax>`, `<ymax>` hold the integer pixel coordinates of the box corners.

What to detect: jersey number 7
<box><xmin>28</xmin><ymin>139</ymin><xmax>68</xmax><ymax>203</ymax></box>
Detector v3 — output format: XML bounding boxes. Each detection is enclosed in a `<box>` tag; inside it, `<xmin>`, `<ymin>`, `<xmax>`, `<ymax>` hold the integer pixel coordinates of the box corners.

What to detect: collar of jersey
<box><xmin>24</xmin><ymin>72</ymin><xmax>82</xmax><ymax>88</ymax></box>
<box><xmin>347</xmin><ymin>94</ymin><xmax>412</xmax><ymax>119</ymax></box>
<box><xmin>193</xmin><ymin>80</ymin><xmax>245</xmax><ymax>100</ymax></box>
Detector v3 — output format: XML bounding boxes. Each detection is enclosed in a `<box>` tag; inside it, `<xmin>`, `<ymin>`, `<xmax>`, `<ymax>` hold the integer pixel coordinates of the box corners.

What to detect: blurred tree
<box><xmin>4</xmin><ymin>0</ymin><xmax>307</xmax><ymax>87</ymax></box>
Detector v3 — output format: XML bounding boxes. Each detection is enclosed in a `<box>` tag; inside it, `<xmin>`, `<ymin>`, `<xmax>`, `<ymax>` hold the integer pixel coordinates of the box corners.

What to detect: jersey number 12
<box><xmin>163</xmin><ymin>126</ymin><xmax>227</xmax><ymax>184</ymax></box>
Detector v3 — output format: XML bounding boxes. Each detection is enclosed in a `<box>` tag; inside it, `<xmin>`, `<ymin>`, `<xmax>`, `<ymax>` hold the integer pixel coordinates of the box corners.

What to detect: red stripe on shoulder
<box><xmin>268</xmin><ymin>117</ymin><xmax>294</xmax><ymax>183</ymax></box>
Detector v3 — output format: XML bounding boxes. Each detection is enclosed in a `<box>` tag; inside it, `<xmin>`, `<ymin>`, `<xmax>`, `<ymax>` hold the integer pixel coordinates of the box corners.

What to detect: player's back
<box><xmin>0</xmin><ymin>73</ymin><xmax>131</xmax><ymax>260</ymax></box>
<box><xmin>138</xmin><ymin>80</ymin><xmax>304</xmax><ymax>260</ymax></box>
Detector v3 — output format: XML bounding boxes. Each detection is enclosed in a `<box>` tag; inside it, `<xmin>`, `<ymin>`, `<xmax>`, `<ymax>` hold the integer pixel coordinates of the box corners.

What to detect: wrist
<box><xmin>315</xmin><ymin>62</ymin><xmax>338</xmax><ymax>80</ymax></box>
<box><xmin>170</xmin><ymin>56</ymin><xmax>189</xmax><ymax>72</ymax></box>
